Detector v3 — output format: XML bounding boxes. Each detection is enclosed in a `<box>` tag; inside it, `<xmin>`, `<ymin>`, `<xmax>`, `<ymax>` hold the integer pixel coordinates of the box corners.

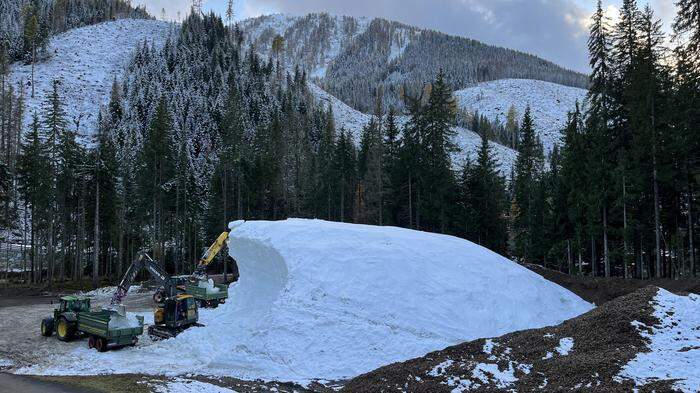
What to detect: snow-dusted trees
<box><xmin>245</xmin><ymin>14</ymin><xmax>589</xmax><ymax>113</ymax></box>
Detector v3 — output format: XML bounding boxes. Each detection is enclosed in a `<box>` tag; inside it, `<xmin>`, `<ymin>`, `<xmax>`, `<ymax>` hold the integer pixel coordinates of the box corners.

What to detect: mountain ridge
<box><xmin>241</xmin><ymin>13</ymin><xmax>589</xmax><ymax>113</ymax></box>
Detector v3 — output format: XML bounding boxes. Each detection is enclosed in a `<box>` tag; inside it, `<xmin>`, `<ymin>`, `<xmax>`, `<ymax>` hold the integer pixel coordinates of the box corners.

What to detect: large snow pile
<box><xmin>19</xmin><ymin>219</ymin><xmax>590</xmax><ymax>383</ymax></box>
<box><xmin>617</xmin><ymin>289</ymin><xmax>700</xmax><ymax>392</ymax></box>
<box><xmin>454</xmin><ymin>79</ymin><xmax>588</xmax><ymax>152</ymax></box>
<box><xmin>9</xmin><ymin>19</ymin><xmax>172</xmax><ymax>137</ymax></box>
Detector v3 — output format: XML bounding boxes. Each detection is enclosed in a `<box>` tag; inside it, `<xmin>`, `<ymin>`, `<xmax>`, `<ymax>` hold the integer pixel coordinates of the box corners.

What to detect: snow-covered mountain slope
<box><xmin>242</xmin><ymin>14</ymin><xmax>588</xmax><ymax>113</ymax></box>
<box><xmin>454</xmin><ymin>79</ymin><xmax>588</xmax><ymax>152</ymax></box>
<box><xmin>20</xmin><ymin>219</ymin><xmax>592</xmax><ymax>382</ymax></box>
<box><xmin>9</xmin><ymin>19</ymin><xmax>172</xmax><ymax>137</ymax></box>
<box><xmin>309</xmin><ymin>82</ymin><xmax>518</xmax><ymax>174</ymax></box>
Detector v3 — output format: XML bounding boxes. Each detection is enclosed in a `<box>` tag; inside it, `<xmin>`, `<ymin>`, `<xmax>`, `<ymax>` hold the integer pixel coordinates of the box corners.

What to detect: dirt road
<box><xmin>0</xmin><ymin>373</ymin><xmax>94</xmax><ymax>393</ymax></box>
<box><xmin>0</xmin><ymin>290</ymin><xmax>153</xmax><ymax>371</ymax></box>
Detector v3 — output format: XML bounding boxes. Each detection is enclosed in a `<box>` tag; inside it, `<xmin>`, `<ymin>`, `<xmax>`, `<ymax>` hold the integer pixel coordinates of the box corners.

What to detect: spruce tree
<box><xmin>512</xmin><ymin>107</ymin><xmax>545</xmax><ymax>262</ymax></box>
<box><xmin>17</xmin><ymin>114</ymin><xmax>52</xmax><ymax>282</ymax></box>
<box><xmin>420</xmin><ymin>70</ymin><xmax>459</xmax><ymax>233</ymax></box>
<box><xmin>136</xmin><ymin>97</ymin><xmax>176</xmax><ymax>259</ymax></box>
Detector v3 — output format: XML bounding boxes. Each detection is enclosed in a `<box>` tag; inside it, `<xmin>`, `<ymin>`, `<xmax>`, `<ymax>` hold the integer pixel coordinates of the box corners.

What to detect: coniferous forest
<box><xmin>0</xmin><ymin>0</ymin><xmax>698</xmax><ymax>287</ymax></box>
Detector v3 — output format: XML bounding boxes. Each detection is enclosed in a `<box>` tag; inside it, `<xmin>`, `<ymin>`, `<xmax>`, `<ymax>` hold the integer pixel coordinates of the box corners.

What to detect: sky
<box><xmin>136</xmin><ymin>0</ymin><xmax>678</xmax><ymax>74</ymax></box>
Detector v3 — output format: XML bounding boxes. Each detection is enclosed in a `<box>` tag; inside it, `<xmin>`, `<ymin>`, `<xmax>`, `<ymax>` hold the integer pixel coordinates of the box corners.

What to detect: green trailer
<box><xmin>184</xmin><ymin>282</ymin><xmax>228</xmax><ymax>308</ymax></box>
<box><xmin>40</xmin><ymin>296</ymin><xmax>144</xmax><ymax>352</ymax></box>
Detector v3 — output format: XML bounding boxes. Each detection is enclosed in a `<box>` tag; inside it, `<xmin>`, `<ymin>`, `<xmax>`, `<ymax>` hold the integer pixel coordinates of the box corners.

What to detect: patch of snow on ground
<box><xmin>9</xmin><ymin>19</ymin><xmax>172</xmax><ymax>138</ymax></box>
<box><xmin>454</xmin><ymin>79</ymin><xmax>588</xmax><ymax>153</ymax></box>
<box><xmin>0</xmin><ymin>358</ymin><xmax>14</xmax><ymax>368</ymax></box>
<box><xmin>428</xmin><ymin>359</ymin><xmax>454</xmax><ymax>377</ymax></box>
<box><xmin>472</xmin><ymin>362</ymin><xmax>518</xmax><ymax>388</ymax></box>
<box><xmin>618</xmin><ymin>289</ymin><xmax>700</xmax><ymax>393</ymax></box>
<box><xmin>556</xmin><ymin>337</ymin><xmax>574</xmax><ymax>356</ymax></box>
<box><xmin>81</xmin><ymin>285</ymin><xmax>139</xmax><ymax>299</ymax></box>
<box><xmin>19</xmin><ymin>219</ymin><xmax>591</xmax><ymax>382</ymax></box>
<box><xmin>151</xmin><ymin>378</ymin><xmax>238</xmax><ymax>393</ymax></box>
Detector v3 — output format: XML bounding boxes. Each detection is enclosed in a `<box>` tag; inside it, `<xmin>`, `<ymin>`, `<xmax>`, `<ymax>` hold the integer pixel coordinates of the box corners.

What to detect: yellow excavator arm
<box><xmin>193</xmin><ymin>228</ymin><xmax>231</xmax><ymax>276</ymax></box>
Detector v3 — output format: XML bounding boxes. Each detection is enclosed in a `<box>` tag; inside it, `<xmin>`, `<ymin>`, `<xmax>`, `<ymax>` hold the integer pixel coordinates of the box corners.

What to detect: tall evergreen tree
<box><xmin>512</xmin><ymin>107</ymin><xmax>545</xmax><ymax>262</ymax></box>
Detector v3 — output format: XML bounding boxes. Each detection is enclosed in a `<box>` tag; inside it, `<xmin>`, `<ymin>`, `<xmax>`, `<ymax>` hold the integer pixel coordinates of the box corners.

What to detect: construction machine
<box><xmin>112</xmin><ymin>252</ymin><xmax>202</xmax><ymax>340</ymax></box>
<box><xmin>152</xmin><ymin>227</ymin><xmax>237</xmax><ymax>308</ymax></box>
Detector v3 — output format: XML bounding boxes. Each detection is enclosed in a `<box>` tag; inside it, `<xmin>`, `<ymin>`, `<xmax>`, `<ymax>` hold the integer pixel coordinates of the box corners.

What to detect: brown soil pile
<box><xmin>526</xmin><ymin>264</ymin><xmax>700</xmax><ymax>305</ymax></box>
<box><xmin>342</xmin><ymin>286</ymin><xmax>676</xmax><ymax>392</ymax></box>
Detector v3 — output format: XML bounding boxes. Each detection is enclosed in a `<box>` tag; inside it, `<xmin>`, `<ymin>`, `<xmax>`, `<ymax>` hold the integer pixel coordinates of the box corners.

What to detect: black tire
<box><xmin>40</xmin><ymin>318</ymin><xmax>54</xmax><ymax>337</ymax></box>
<box><xmin>210</xmin><ymin>300</ymin><xmax>219</xmax><ymax>309</ymax></box>
<box><xmin>56</xmin><ymin>317</ymin><xmax>75</xmax><ymax>342</ymax></box>
<box><xmin>95</xmin><ymin>337</ymin><xmax>107</xmax><ymax>352</ymax></box>
<box><xmin>197</xmin><ymin>299</ymin><xmax>206</xmax><ymax>308</ymax></box>
<box><xmin>88</xmin><ymin>335</ymin><xmax>97</xmax><ymax>349</ymax></box>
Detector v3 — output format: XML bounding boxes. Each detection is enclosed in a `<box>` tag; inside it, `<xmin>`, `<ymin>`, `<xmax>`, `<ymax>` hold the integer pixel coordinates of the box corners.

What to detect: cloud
<box><xmin>234</xmin><ymin>0</ymin><xmax>592</xmax><ymax>72</ymax></box>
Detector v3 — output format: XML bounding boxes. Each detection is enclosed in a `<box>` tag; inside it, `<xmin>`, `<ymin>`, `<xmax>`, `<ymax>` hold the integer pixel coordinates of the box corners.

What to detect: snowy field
<box><xmin>617</xmin><ymin>289</ymin><xmax>700</xmax><ymax>392</ymax></box>
<box><xmin>454</xmin><ymin>79</ymin><xmax>588</xmax><ymax>152</ymax></box>
<box><xmin>9</xmin><ymin>19</ymin><xmax>172</xmax><ymax>139</ymax></box>
<box><xmin>17</xmin><ymin>219</ymin><xmax>591</xmax><ymax>383</ymax></box>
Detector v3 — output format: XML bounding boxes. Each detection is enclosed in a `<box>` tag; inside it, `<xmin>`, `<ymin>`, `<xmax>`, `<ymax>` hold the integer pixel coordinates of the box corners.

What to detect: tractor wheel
<box><xmin>94</xmin><ymin>337</ymin><xmax>107</xmax><ymax>352</ymax></box>
<box><xmin>56</xmin><ymin>318</ymin><xmax>75</xmax><ymax>342</ymax></box>
<box><xmin>40</xmin><ymin>318</ymin><xmax>54</xmax><ymax>337</ymax></box>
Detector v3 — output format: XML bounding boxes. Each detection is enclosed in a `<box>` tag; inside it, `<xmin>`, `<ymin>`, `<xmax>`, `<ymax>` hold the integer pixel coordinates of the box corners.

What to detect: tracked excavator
<box><xmin>111</xmin><ymin>253</ymin><xmax>202</xmax><ymax>339</ymax></box>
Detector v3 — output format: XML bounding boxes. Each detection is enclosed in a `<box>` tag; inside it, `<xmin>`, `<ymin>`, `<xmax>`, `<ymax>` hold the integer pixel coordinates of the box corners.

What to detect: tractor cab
<box><xmin>56</xmin><ymin>296</ymin><xmax>91</xmax><ymax>315</ymax></box>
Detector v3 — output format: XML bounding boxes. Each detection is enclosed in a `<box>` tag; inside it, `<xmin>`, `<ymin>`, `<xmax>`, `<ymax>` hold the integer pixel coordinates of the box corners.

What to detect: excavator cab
<box><xmin>150</xmin><ymin>294</ymin><xmax>200</xmax><ymax>339</ymax></box>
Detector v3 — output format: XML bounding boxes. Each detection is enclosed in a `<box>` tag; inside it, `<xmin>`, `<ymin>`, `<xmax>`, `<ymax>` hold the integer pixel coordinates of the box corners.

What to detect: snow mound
<box><xmin>618</xmin><ymin>289</ymin><xmax>700</xmax><ymax>392</ymax></box>
<box><xmin>198</xmin><ymin>279</ymin><xmax>220</xmax><ymax>294</ymax></box>
<box><xmin>454</xmin><ymin>79</ymin><xmax>588</xmax><ymax>152</ymax></box>
<box><xmin>9</xmin><ymin>19</ymin><xmax>172</xmax><ymax>137</ymax></box>
<box><xmin>19</xmin><ymin>219</ymin><xmax>591</xmax><ymax>383</ymax></box>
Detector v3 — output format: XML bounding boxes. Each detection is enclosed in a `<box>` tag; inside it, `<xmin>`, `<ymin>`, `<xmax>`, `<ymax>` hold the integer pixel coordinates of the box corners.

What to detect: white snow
<box><xmin>472</xmin><ymin>362</ymin><xmax>518</xmax><ymax>388</ymax></box>
<box><xmin>555</xmin><ymin>337</ymin><xmax>574</xmax><ymax>356</ymax></box>
<box><xmin>454</xmin><ymin>79</ymin><xmax>588</xmax><ymax>153</ymax></box>
<box><xmin>18</xmin><ymin>219</ymin><xmax>591</xmax><ymax>383</ymax></box>
<box><xmin>617</xmin><ymin>288</ymin><xmax>700</xmax><ymax>393</ymax></box>
<box><xmin>151</xmin><ymin>378</ymin><xmax>238</xmax><ymax>393</ymax></box>
<box><xmin>8</xmin><ymin>19</ymin><xmax>172</xmax><ymax>138</ymax></box>
<box><xmin>309</xmin><ymin>81</ymin><xmax>518</xmax><ymax>175</ymax></box>
<box><xmin>107</xmin><ymin>312</ymin><xmax>142</xmax><ymax>330</ymax></box>
<box><xmin>197</xmin><ymin>279</ymin><xmax>221</xmax><ymax>294</ymax></box>
<box><xmin>428</xmin><ymin>359</ymin><xmax>454</xmax><ymax>377</ymax></box>
<box><xmin>81</xmin><ymin>285</ymin><xmax>139</xmax><ymax>299</ymax></box>
<box><xmin>0</xmin><ymin>358</ymin><xmax>14</xmax><ymax>368</ymax></box>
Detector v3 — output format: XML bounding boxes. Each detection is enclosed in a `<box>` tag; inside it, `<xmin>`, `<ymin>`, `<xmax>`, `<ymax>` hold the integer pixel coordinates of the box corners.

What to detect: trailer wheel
<box><xmin>197</xmin><ymin>299</ymin><xmax>206</xmax><ymax>308</ymax></box>
<box><xmin>95</xmin><ymin>337</ymin><xmax>107</xmax><ymax>352</ymax></box>
<box><xmin>40</xmin><ymin>318</ymin><xmax>54</xmax><ymax>337</ymax></box>
<box><xmin>56</xmin><ymin>318</ymin><xmax>75</xmax><ymax>342</ymax></box>
<box><xmin>88</xmin><ymin>335</ymin><xmax>96</xmax><ymax>349</ymax></box>
<box><xmin>210</xmin><ymin>300</ymin><xmax>219</xmax><ymax>309</ymax></box>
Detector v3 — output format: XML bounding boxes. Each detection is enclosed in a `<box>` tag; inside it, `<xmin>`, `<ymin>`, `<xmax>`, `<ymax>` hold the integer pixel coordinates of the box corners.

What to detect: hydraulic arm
<box><xmin>111</xmin><ymin>252</ymin><xmax>174</xmax><ymax>305</ymax></box>
<box><xmin>193</xmin><ymin>228</ymin><xmax>232</xmax><ymax>277</ymax></box>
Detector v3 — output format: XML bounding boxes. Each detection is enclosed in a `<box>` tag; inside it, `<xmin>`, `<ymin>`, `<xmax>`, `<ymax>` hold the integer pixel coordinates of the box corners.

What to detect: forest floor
<box><xmin>525</xmin><ymin>264</ymin><xmax>700</xmax><ymax>305</ymax></box>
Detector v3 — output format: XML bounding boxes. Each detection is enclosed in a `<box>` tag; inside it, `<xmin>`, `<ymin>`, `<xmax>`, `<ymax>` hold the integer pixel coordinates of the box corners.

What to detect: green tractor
<box><xmin>40</xmin><ymin>296</ymin><xmax>91</xmax><ymax>341</ymax></box>
<box><xmin>40</xmin><ymin>295</ymin><xmax>144</xmax><ymax>351</ymax></box>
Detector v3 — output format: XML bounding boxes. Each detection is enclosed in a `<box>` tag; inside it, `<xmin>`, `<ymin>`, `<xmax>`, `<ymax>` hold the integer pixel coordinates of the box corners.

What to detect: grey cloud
<box><xmin>244</xmin><ymin>0</ymin><xmax>591</xmax><ymax>72</ymax></box>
